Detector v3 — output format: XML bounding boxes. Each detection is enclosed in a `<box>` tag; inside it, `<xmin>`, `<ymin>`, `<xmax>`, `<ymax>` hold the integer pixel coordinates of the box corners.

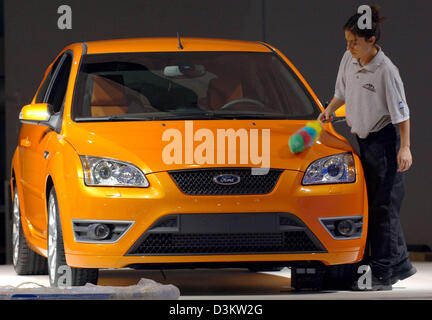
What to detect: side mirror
<box><xmin>19</xmin><ymin>103</ymin><xmax>53</xmax><ymax>122</ymax></box>
<box><xmin>19</xmin><ymin>103</ymin><xmax>61</xmax><ymax>130</ymax></box>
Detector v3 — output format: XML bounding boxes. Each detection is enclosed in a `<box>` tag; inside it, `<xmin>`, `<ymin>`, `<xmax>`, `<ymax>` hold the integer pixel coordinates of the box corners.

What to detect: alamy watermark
<box><xmin>57</xmin><ymin>5</ymin><xmax>72</xmax><ymax>30</ymax></box>
<box><xmin>57</xmin><ymin>265</ymin><xmax>72</xmax><ymax>288</ymax></box>
<box><xmin>161</xmin><ymin>121</ymin><xmax>271</xmax><ymax>175</ymax></box>
<box><xmin>357</xmin><ymin>5</ymin><xmax>372</xmax><ymax>30</ymax></box>
<box><xmin>356</xmin><ymin>264</ymin><xmax>372</xmax><ymax>290</ymax></box>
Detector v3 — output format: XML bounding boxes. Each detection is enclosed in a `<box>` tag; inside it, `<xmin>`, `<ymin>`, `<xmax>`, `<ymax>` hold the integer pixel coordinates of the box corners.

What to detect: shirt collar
<box><xmin>351</xmin><ymin>45</ymin><xmax>385</xmax><ymax>73</ymax></box>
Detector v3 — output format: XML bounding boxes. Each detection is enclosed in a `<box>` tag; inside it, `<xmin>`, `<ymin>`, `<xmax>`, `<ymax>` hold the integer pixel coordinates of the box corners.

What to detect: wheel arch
<box><xmin>10</xmin><ymin>170</ymin><xmax>16</xmax><ymax>203</ymax></box>
<box><xmin>10</xmin><ymin>148</ymin><xmax>22</xmax><ymax>205</ymax></box>
<box><xmin>45</xmin><ymin>175</ymin><xmax>54</xmax><ymax>209</ymax></box>
<box><xmin>44</xmin><ymin>138</ymin><xmax>82</xmax><ymax>258</ymax></box>
<box><xmin>10</xmin><ymin>153</ymin><xmax>26</xmax><ymax>222</ymax></box>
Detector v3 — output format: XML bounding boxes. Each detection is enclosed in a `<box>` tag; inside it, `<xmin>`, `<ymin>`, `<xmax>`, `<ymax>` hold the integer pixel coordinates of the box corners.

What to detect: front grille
<box><xmin>129</xmin><ymin>231</ymin><xmax>321</xmax><ymax>255</ymax></box>
<box><xmin>168</xmin><ymin>168</ymin><xmax>283</xmax><ymax>195</ymax></box>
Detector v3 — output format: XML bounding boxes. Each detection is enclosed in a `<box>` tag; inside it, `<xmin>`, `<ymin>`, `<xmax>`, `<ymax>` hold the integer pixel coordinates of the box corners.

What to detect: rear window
<box><xmin>72</xmin><ymin>51</ymin><xmax>320</xmax><ymax>121</ymax></box>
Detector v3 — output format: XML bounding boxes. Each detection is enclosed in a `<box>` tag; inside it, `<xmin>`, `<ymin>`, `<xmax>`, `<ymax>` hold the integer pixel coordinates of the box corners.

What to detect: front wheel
<box><xmin>11</xmin><ymin>187</ymin><xmax>48</xmax><ymax>275</ymax></box>
<box><xmin>47</xmin><ymin>187</ymin><xmax>98</xmax><ymax>287</ymax></box>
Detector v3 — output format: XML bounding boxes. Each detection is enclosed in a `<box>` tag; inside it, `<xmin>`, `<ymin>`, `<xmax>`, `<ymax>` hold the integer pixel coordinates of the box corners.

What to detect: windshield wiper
<box><xmin>75</xmin><ymin>115</ymin><xmax>154</xmax><ymax>122</ymax></box>
<box><xmin>205</xmin><ymin>111</ymin><xmax>291</xmax><ymax>119</ymax></box>
<box><xmin>75</xmin><ymin>112</ymin><xmax>293</xmax><ymax>122</ymax></box>
<box><xmin>156</xmin><ymin>113</ymin><xmax>227</xmax><ymax>120</ymax></box>
<box><xmin>107</xmin><ymin>114</ymin><xmax>155</xmax><ymax>121</ymax></box>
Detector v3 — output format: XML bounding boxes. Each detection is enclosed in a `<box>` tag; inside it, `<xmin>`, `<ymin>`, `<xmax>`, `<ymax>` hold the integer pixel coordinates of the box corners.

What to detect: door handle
<box><xmin>20</xmin><ymin>137</ymin><xmax>31</xmax><ymax>147</ymax></box>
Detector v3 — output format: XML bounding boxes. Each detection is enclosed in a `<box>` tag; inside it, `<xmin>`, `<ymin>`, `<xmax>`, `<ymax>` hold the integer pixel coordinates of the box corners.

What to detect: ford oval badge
<box><xmin>213</xmin><ymin>174</ymin><xmax>241</xmax><ymax>185</ymax></box>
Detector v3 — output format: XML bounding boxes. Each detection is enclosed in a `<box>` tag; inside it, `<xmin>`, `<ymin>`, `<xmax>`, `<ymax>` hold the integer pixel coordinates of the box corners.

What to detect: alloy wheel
<box><xmin>12</xmin><ymin>190</ymin><xmax>20</xmax><ymax>267</ymax></box>
<box><xmin>47</xmin><ymin>192</ymin><xmax>58</xmax><ymax>283</ymax></box>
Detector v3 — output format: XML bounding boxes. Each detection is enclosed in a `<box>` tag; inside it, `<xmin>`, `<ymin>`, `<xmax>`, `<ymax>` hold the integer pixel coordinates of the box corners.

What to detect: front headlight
<box><xmin>302</xmin><ymin>152</ymin><xmax>355</xmax><ymax>185</ymax></box>
<box><xmin>80</xmin><ymin>156</ymin><xmax>149</xmax><ymax>187</ymax></box>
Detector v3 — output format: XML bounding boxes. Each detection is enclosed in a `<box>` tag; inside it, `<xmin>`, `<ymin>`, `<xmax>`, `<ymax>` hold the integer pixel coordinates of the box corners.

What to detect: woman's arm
<box><xmin>397</xmin><ymin>119</ymin><xmax>412</xmax><ymax>172</ymax></box>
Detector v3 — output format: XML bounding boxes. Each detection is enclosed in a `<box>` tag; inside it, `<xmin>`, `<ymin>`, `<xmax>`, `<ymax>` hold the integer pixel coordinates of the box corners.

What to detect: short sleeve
<box><xmin>383</xmin><ymin>66</ymin><xmax>410</xmax><ymax>124</ymax></box>
<box><xmin>334</xmin><ymin>51</ymin><xmax>349</xmax><ymax>101</ymax></box>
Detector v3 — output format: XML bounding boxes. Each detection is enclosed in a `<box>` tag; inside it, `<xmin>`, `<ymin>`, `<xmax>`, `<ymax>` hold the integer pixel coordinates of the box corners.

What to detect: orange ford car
<box><xmin>10</xmin><ymin>38</ymin><xmax>367</xmax><ymax>289</ymax></box>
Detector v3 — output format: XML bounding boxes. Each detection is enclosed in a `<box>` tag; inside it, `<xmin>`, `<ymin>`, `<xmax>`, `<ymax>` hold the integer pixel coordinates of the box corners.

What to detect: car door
<box><xmin>19</xmin><ymin>52</ymin><xmax>73</xmax><ymax>237</ymax></box>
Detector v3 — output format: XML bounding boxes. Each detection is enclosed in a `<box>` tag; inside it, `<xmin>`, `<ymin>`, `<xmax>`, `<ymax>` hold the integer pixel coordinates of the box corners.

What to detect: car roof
<box><xmin>83</xmin><ymin>37</ymin><xmax>273</xmax><ymax>54</ymax></box>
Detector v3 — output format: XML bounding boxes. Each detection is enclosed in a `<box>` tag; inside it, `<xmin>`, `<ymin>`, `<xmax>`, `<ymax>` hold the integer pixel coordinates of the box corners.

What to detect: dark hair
<box><xmin>344</xmin><ymin>4</ymin><xmax>386</xmax><ymax>44</ymax></box>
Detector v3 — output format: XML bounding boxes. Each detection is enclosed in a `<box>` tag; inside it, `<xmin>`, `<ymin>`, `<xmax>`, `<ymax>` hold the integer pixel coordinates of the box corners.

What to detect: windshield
<box><xmin>72</xmin><ymin>51</ymin><xmax>320</xmax><ymax>121</ymax></box>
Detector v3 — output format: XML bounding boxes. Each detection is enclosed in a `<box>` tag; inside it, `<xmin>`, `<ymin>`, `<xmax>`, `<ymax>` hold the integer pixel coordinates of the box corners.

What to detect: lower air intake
<box><xmin>127</xmin><ymin>213</ymin><xmax>326</xmax><ymax>255</ymax></box>
<box><xmin>130</xmin><ymin>231</ymin><xmax>320</xmax><ymax>255</ymax></box>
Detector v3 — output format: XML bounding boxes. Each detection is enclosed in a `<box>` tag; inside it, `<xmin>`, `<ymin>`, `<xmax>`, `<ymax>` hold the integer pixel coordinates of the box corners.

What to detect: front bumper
<box><xmin>58</xmin><ymin>166</ymin><xmax>368</xmax><ymax>269</ymax></box>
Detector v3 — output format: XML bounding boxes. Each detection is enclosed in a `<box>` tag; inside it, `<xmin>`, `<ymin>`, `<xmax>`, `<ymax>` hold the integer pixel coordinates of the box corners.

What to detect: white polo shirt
<box><xmin>334</xmin><ymin>46</ymin><xmax>410</xmax><ymax>138</ymax></box>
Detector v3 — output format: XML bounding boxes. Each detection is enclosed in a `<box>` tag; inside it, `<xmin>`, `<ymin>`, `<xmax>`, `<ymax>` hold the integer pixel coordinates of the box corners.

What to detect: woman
<box><xmin>318</xmin><ymin>5</ymin><xmax>416</xmax><ymax>291</ymax></box>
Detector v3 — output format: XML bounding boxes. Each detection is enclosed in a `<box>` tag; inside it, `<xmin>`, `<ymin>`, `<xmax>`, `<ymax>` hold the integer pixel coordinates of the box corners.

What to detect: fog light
<box><xmin>88</xmin><ymin>223</ymin><xmax>111</xmax><ymax>240</ymax></box>
<box><xmin>320</xmin><ymin>216</ymin><xmax>363</xmax><ymax>239</ymax></box>
<box><xmin>336</xmin><ymin>219</ymin><xmax>355</xmax><ymax>236</ymax></box>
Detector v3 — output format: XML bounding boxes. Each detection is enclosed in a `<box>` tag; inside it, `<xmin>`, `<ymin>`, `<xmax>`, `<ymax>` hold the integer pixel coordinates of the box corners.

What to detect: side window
<box><xmin>46</xmin><ymin>54</ymin><xmax>73</xmax><ymax>113</ymax></box>
<box><xmin>35</xmin><ymin>57</ymin><xmax>62</xmax><ymax>103</ymax></box>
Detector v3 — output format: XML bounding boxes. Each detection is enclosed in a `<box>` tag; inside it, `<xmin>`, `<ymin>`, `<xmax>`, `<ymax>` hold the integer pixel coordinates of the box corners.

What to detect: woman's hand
<box><xmin>317</xmin><ymin>97</ymin><xmax>345</xmax><ymax>123</ymax></box>
<box><xmin>317</xmin><ymin>109</ymin><xmax>334</xmax><ymax>123</ymax></box>
<box><xmin>397</xmin><ymin>120</ymin><xmax>412</xmax><ymax>172</ymax></box>
<box><xmin>397</xmin><ymin>146</ymin><xmax>412</xmax><ymax>172</ymax></box>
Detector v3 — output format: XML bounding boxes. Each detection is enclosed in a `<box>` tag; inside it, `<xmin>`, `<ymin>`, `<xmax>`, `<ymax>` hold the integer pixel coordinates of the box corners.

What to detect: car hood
<box><xmin>64</xmin><ymin>119</ymin><xmax>353</xmax><ymax>174</ymax></box>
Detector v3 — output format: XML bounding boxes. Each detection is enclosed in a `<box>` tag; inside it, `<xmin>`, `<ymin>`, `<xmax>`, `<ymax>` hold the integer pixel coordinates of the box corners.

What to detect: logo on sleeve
<box><xmin>362</xmin><ymin>83</ymin><xmax>376</xmax><ymax>93</ymax></box>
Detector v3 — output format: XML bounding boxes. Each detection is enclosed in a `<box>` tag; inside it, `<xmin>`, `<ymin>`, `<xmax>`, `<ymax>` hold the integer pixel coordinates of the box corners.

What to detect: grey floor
<box><xmin>0</xmin><ymin>262</ymin><xmax>431</xmax><ymax>299</ymax></box>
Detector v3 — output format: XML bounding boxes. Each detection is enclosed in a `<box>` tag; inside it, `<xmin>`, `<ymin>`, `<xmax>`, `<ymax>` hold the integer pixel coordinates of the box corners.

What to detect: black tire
<box><xmin>47</xmin><ymin>187</ymin><xmax>98</xmax><ymax>287</ymax></box>
<box><xmin>11</xmin><ymin>187</ymin><xmax>48</xmax><ymax>275</ymax></box>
